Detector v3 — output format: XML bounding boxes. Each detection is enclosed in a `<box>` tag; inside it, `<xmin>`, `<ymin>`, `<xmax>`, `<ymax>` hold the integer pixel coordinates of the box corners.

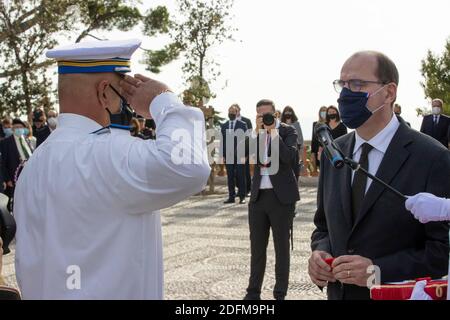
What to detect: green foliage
<box><xmin>0</xmin><ymin>0</ymin><xmax>173</xmax><ymax>117</ymax></box>
<box><xmin>174</xmin><ymin>0</ymin><xmax>236</xmax><ymax>107</ymax></box>
<box><xmin>420</xmin><ymin>38</ymin><xmax>450</xmax><ymax>116</ymax></box>
<box><xmin>143</xmin><ymin>0</ymin><xmax>236</xmax><ymax>108</ymax></box>
<box><xmin>143</xmin><ymin>5</ymin><xmax>171</xmax><ymax>37</ymax></box>
<box><xmin>75</xmin><ymin>0</ymin><xmax>142</xmax><ymax>42</ymax></box>
<box><xmin>0</xmin><ymin>0</ymin><xmax>68</xmax><ymax>116</ymax></box>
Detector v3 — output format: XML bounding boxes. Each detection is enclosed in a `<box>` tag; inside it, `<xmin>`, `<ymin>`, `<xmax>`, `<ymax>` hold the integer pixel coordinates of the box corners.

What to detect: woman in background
<box><xmin>310</xmin><ymin>106</ymin><xmax>327</xmax><ymax>176</ymax></box>
<box><xmin>281</xmin><ymin>106</ymin><xmax>304</xmax><ymax>180</ymax></box>
<box><xmin>24</xmin><ymin>121</ymin><xmax>36</xmax><ymax>151</ymax></box>
<box><xmin>325</xmin><ymin>105</ymin><xmax>347</xmax><ymax>139</ymax></box>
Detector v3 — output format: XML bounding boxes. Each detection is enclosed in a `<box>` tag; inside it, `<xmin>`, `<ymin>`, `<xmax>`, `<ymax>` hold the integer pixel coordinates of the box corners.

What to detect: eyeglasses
<box><xmin>333</xmin><ymin>79</ymin><xmax>386</xmax><ymax>93</ymax></box>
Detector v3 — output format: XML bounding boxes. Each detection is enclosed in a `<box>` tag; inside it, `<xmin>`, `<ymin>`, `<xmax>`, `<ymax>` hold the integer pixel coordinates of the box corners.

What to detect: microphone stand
<box><xmin>343</xmin><ymin>157</ymin><xmax>407</xmax><ymax>200</ymax></box>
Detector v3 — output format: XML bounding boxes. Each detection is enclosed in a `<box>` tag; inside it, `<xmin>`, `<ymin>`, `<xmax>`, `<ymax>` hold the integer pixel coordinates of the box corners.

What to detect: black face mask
<box><xmin>228</xmin><ymin>114</ymin><xmax>237</xmax><ymax>121</ymax></box>
<box><xmin>327</xmin><ymin>114</ymin><xmax>338</xmax><ymax>121</ymax></box>
<box><xmin>106</xmin><ymin>85</ymin><xmax>133</xmax><ymax>127</ymax></box>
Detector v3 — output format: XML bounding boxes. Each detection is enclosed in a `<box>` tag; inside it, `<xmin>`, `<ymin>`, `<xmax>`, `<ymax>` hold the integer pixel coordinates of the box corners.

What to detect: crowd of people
<box><xmin>0</xmin><ymin>39</ymin><xmax>449</xmax><ymax>301</ymax></box>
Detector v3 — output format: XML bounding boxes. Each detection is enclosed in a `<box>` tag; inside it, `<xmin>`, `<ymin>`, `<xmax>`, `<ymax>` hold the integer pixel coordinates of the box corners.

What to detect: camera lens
<box><xmin>262</xmin><ymin>113</ymin><xmax>275</xmax><ymax>126</ymax></box>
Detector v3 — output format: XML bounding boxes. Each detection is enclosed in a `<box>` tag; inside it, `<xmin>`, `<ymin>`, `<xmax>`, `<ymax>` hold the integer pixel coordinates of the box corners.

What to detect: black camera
<box><xmin>262</xmin><ymin>113</ymin><xmax>275</xmax><ymax>126</ymax></box>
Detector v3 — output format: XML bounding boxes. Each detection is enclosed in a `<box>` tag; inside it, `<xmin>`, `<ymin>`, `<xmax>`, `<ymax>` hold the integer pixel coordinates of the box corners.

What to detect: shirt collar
<box><xmin>58</xmin><ymin>113</ymin><xmax>103</xmax><ymax>134</ymax></box>
<box><xmin>353</xmin><ymin>114</ymin><xmax>400</xmax><ymax>156</ymax></box>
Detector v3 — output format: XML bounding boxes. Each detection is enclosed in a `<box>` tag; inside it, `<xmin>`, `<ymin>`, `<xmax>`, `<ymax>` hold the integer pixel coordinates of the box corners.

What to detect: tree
<box><xmin>0</xmin><ymin>0</ymin><xmax>172</xmax><ymax>117</ymax></box>
<box><xmin>0</xmin><ymin>0</ymin><xmax>69</xmax><ymax>116</ymax></box>
<box><xmin>419</xmin><ymin>38</ymin><xmax>450</xmax><ymax>116</ymax></box>
<box><xmin>144</xmin><ymin>0</ymin><xmax>236</xmax><ymax>108</ymax></box>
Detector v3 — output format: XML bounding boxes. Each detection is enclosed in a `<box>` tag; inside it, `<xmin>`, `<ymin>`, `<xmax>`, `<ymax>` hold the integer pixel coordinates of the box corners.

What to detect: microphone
<box><xmin>314</xmin><ymin>123</ymin><xmax>345</xmax><ymax>169</ymax></box>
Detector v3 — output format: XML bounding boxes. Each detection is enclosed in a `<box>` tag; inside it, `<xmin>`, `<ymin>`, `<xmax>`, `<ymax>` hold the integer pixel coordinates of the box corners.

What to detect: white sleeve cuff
<box><xmin>149</xmin><ymin>92</ymin><xmax>184</xmax><ymax>125</ymax></box>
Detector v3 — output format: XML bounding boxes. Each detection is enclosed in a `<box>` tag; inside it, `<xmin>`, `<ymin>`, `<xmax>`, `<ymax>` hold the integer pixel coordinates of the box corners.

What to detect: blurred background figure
<box><xmin>24</xmin><ymin>121</ymin><xmax>37</xmax><ymax>151</ymax></box>
<box><xmin>420</xmin><ymin>98</ymin><xmax>450</xmax><ymax>148</ymax></box>
<box><xmin>317</xmin><ymin>105</ymin><xmax>348</xmax><ymax>161</ymax></box>
<box><xmin>221</xmin><ymin>105</ymin><xmax>248</xmax><ymax>204</ymax></box>
<box><xmin>235</xmin><ymin>104</ymin><xmax>253</xmax><ymax>196</ymax></box>
<box><xmin>0</xmin><ymin>118</ymin><xmax>13</xmax><ymax>142</ymax></box>
<box><xmin>281</xmin><ymin>106</ymin><xmax>304</xmax><ymax>181</ymax></box>
<box><xmin>325</xmin><ymin>105</ymin><xmax>347</xmax><ymax>139</ymax></box>
<box><xmin>310</xmin><ymin>106</ymin><xmax>327</xmax><ymax>176</ymax></box>
<box><xmin>394</xmin><ymin>104</ymin><xmax>410</xmax><ymax>127</ymax></box>
<box><xmin>0</xmin><ymin>119</ymin><xmax>33</xmax><ymax>211</ymax></box>
<box><xmin>143</xmin><ymin>119</ymin><xmax>156</xmax><ymax>140</ymax></box>
<box><xmin>31</xmin><ymin>108</ymin><xmax>51</xmax><ymax>148</ymax></box>
<box><xmin>47</xmin><ymin>110</ymin><xmax>59</xmax><ymax>132</ymax></box>
<box><xmin>130</xmin><ymin>117</ymin><xmax>144</xmax><ymax>139</ymax></box>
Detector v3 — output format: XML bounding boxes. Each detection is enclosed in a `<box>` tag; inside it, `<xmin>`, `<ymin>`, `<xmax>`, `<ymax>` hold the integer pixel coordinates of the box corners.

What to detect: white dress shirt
<box><xmin>260</xmin><ymin>120</ymin><xmax>281</xmax><ymax>190</ymax></box>
<box><xmin>352</xmin><ymin>115</ymin><xmax>400</xmax><ymax>193</ymax></box>
<box><xmin>14</xmin><ymin>92</ymin><xmax>211</xmax><ymax>299</ymax></box>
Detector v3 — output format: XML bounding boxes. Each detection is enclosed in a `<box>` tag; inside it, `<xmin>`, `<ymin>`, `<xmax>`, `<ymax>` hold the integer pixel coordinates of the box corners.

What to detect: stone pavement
<box><xmin>2</xmin><ymin>177</ymin><xmax>326</xmax><ymax>300</ymax></box>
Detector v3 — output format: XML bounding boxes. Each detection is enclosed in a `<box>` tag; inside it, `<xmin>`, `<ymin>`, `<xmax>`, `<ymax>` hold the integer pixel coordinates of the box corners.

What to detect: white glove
<box><xmin>405</xmin><ymin>193</ymin><xmax>450</xmax><ymax>224</ymax></box>
<box><xmin>409</xmin><ymin>280</ymin><xmax>433</xmax><ymax>300</ymax></box>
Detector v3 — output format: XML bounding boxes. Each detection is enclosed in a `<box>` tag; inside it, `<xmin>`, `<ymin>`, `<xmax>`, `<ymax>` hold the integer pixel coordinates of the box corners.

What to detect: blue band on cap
<box><xmin>58</xmin><ymin>65</ymin><xmax>130</xmax><ymax>74</ymax></box>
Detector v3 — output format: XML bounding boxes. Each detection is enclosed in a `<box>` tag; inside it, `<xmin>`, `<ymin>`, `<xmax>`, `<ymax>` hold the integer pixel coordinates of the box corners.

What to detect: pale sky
<box><xmin>87</xmin><ymin>0</ymin><xmax>449</xmax><ymax>139</ymax></box>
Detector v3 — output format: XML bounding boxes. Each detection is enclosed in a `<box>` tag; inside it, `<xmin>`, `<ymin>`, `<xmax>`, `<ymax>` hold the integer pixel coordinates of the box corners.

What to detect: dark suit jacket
<box><xmin>239</xmin><ymin>116</ymin><xmax>253</xmax><ymax>130</ymax></box>
<box><xmin>33</xmin><ymin>125</ymin><xmax>51</xmax><ymax>148</ymax></box>
<box><xmin>311</xmin><ymin>120</ymin><xmax>450</xmax><ymax>300</ymax></box>
<box><xmin>0</xmin><ymin>136</ymin><xmax>24</xmax><ymax>183</ymax></box>
<box><xmin>249</xmin><ymin>123</ymin><xmax>300</xmax><ymax>205</ymax></box>
<box><xmin>420</xmin><ymin>114</ymin><xmax>450</xmax><ymax>147</ymax></box>
<box><xmin>221</xmin><ymin>119</ymin><xmax>248</xmax><ymax>161</ymax></box>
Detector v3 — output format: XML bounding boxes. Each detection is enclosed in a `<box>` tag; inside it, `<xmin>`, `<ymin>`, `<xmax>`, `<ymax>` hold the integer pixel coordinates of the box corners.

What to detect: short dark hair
<box><xmin>256</xmin><ymin>99</ymin><xmax>275</xmax><ymax>112</ymax></box>
<box><xmin>231</xmin><ymin>103</ymin><xmax>240</xmax><ymax>111</ymax></box>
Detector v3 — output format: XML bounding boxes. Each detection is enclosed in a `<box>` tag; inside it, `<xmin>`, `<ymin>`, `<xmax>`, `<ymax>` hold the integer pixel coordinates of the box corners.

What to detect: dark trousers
<box><xmin>245</xmin><ymin>160</ymin><xmax>252</xmax><ymax>194</ymax></box>
<box><xmin>247</xmin><ymin>189</ymin><xmax>295</xmax><ymax>299</ymax></box>
<box><xmin>226</xmin><ymin>163</ymin><xmax>246</xmax><ymax>199</ymax></box>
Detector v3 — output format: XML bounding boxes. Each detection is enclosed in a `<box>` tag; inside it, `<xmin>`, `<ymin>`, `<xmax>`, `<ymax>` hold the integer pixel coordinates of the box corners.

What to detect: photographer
<box><xmin>244</xmin><ymin>99</ymin><xmax>300</xmax><ymax>300</ymax></box>
<box><xmin>31</xmin><ymin>108</ymin><xmax>51</xmax><ymax>148</ymax></box>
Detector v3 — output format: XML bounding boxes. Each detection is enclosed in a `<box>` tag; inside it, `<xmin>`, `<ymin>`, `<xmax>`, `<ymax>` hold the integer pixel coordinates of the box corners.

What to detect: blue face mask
<box><xmin>24</xmin><ymin>128</ymin><xmax>30</xmax><ymax>136</ymax></box>
<box><xmin>337</xmin><ymin>87</ymin><xmax>386</xmax><ymax>129</ymax></box>
<box><xmin>4</xmin><ymin>128</ymin><xmax>13</xmax><ymax>137</ymax></box>
<box><xmin>14</xmin><ymin>128</ymin><xmax>25</xmax><ymax>137</ymax></box>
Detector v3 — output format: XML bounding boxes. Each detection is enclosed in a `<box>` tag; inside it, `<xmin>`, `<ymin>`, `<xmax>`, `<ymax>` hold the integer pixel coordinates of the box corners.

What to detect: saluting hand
<box><xmin>120</xmin><ymin>74</ymin><xmax>171</xmax><ymax>118</ymax></box>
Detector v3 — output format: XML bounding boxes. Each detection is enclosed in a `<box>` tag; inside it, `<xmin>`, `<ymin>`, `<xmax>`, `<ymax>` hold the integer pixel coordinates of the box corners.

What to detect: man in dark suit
<box><xmin>221</xmin><ymin>105</ymin><xmax>248</xmax><ymax>204</ymax></box>
<box><xmin>420</xmin><ymin>99</ymin><xmax>450</xmax><ymax>147</ymax></box>
<box><xmin>309</xmin><ymin>51</ymin><xmax>449</xmax><ymax>300</ymax></box>
<box><xmin>0</xmin><ymin>119</ymin><xmax>33</xmax><ymax>210</ymax></box>
<box><xmin>235</xmin><ymin>104</ymin><xmax>253</xmax><ymax>196</ymax></box>
<box><xmin>394</xmin><ymin>104</ymin><xmax>410</xmax><ymax>127</ymax></box>
<box><xmin>244</xmin><ymin>99</ymin><xmax>300</xmax><ymax>300</ymax></box>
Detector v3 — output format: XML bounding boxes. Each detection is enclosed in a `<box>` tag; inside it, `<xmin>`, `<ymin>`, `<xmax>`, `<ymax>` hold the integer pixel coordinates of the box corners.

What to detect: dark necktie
<box><xmin>230</xmin><ymin>121</ymin><xmax>234</xmax><ymax>130</ymax></box>
<box><xmin>351</xmin><ymin>143</ymin><xmax>374</xmax><ymax>224</ymax></box>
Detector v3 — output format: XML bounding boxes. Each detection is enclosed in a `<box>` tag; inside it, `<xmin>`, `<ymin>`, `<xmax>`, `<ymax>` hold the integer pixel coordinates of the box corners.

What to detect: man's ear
<box><xmin>386</xmin><ymin>83</ymin><xmax>397</xmax><ymax>106</ymax></box>
<box><xmin>97</xmin><ymin>80</ymin><xmax>109</xmax><ymax>108</ymax></box>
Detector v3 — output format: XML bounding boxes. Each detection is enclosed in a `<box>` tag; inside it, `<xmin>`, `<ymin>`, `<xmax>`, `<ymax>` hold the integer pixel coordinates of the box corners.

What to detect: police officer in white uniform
<box><xmin>14</xmin><ymin>39</ymin><xmax>211</xmax><ymax>299</ymax></box>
